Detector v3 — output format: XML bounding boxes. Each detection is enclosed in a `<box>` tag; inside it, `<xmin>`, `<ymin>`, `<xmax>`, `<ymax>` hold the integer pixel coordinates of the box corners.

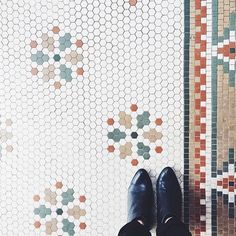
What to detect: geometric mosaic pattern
<box><xmin>3</xmin><ymin>2</ymin><xmax>235</xmax><ymax>236</ymax></box>
<box><xmin>107</xmin><ymin>104</ymin><xmax>163</xmax><ymax>166</ymax></box>
<box><xmin>33</xmin><ymin>182</ymin><xmax>86</xmax><ymax>235</ymax></box>
<box><xmin>185</xmin><ymin>0</ymin><xmax>236</xmax><ymax>236</ymax></box>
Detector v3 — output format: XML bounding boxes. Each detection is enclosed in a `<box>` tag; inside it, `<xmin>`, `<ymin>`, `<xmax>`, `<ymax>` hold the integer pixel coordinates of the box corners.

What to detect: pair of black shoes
<box><xmin>128</xmin><ymin>167</ymin><xmax>181</xmax><ymax>229</ymax></box>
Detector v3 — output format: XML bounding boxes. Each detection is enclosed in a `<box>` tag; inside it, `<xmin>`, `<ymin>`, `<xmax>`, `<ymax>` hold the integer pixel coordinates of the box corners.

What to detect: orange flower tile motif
<box><xmin>33</xmin><ymin>182</ymin><xmax>87</xmax><ymax>235</ymax></box>
<box><xmin>107</xmin><ymin>104</ymin><xmax>163</xmax><ymax>165</ymax></box>
<box><xmin>30</xmin><ymin>26</ymin><xmax>86</xmax><ymax>90</ymax></box>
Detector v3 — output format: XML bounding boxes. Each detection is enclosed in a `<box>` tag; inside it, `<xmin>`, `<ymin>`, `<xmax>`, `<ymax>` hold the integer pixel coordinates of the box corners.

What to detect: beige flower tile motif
<box><xmin>143</xmin><ymin>129</ymin><xmax>163</xmax><ymax>142</ymax></box>
<box><xmin>68</xmin><ymin>205</ymin><xmax>86</xmax><ymax>220</ymax></box>
<box><xmin>119</xmin><ymin>142</ymin><xmax>132</xmax><ymax>159</ymax></box>
<box><xmin>45</xmin><ymin>219</ymin><xmax>58</xmax><ymax>234</ymax></box>
<box><xmin>41</xmin><ymin>33</ymin><xmax>55</xmax><ymax>51</ymax></box>
<box><xmin>44</xmin><ymin>188</ymin><xmax>57</xmax><ymax>205</ymax></box>
<box><xmin>42</xmin><ymin>65</ymin><xmax>56</xmax><ymax>82</ymax></box>
<box><xmin>65</xmin><ymin>51</ymin><xmax>83</xmax><ymax>65</ymax></box>
<box><xmin>118</xmin><ymin>111</ymin><xmax>132</xmax><ymax>129</ymax></box>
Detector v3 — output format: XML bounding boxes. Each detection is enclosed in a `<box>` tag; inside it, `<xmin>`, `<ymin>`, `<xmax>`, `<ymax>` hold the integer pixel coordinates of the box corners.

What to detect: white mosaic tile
<box><xmin>0</xmin><ymin>0</ymin><xmax>184</xmax><ymax>235</ymax></box>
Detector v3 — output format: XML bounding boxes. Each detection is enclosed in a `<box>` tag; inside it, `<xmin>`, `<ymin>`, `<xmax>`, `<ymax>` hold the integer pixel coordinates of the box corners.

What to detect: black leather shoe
<box><xmin>156</xmin><ymin>167</ymin><xmax>182</xmax><ymax>225</ymax></box>
<box><xmin>128</xmin><ymin>169</ymin><xmax>154</xmax><ymax>229</ymax></box>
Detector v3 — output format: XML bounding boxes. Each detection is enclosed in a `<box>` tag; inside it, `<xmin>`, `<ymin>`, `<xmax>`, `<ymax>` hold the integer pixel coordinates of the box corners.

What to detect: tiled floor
<box><xmin>0</xmin><ymin>0</ymin><xmax>235</xmax><ymax>236</ymax></box>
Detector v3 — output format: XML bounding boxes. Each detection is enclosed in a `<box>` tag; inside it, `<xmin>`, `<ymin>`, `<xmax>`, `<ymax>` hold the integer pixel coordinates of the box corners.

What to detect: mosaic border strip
<box><xmin>186</xmin><ymin>0</ymin><xmax>207</xmax><ymax>235</ymax></box>
<box><xmin>183</xmin><ymin>0</ymin><xmax>190</xmax><ymax>227</ymax></box>
<box><xmin>211</xmin><ymin>1</ymin><xmax>218</xmax><ymax>235</ymax></box>
<box><xmin>211</xmin><ymin>0</ymin><xmax>236</xmax><ymax>235</ymax></box>
<box><xmin>194</xmin><ymin>0</ymin><xmax>207</xmax><ymax>234</ymax></box>
<box><xmin>186</xmin><ymin>0</ymin><xmax>236</xmax><ymax>235</ymax></box>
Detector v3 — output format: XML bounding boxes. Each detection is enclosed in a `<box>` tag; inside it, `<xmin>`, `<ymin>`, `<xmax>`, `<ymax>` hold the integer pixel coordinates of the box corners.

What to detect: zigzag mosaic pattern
<box><xmin>185</xmin><ymin>0</ymin><xmax>236</xmax><ymax>235</ymax></box>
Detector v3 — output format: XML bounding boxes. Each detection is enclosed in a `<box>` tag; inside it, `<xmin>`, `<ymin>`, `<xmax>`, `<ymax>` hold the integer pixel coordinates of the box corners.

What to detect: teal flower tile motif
<box><xmin>107</xmin><ymin>104</ymin><xmax>163</xmax><ymax>166</ymax></box>
<box><xmin>137</xmin><ymin>142</ymin><xmax>151</xmax><ymax>160</ymax></box>
<box><xmin>30</xmin><ymin>26</ymin><xmax>85</xmax><ymax>89</ymax></box>
<box><xmin>34</xmin><ymin>205</ymin><xmax>51</xmax><ymax>218</ymax></box>
<box><xmin>59</xmin><ymin>33</ymin><xmax>72</xmax><ymax>51</ymax></box>
<box><xmin>137</xmin><ymin>111</ymin><xmax>151</xmax><ymax>128</ymax></box>
<box><xmin>31</xmin><ymin>51</ymin><xmax>49</xmax><ymax>65</ymax></box>
<box><xmin>60</xmin><ymin>65</ymin><xmax>73</xmax><ymax>82</ymax></box>
<box><xmin>62</xmin><ymin>219</ymin><xmax>75</xmax><ymax>236</ymax></box>
<box><xmin>33</xmin><ymin>182</ymin><xmax>87</xmax><ymax>235</ymax></box>
<box><xmin>107</xmin><ymin>128</ymin><xmax>126</xmax><ymax>142</ymax></box>
<box><xmin>61</xmin><ymin>188</ymin><xmax>75</xmax><ymax>205</ymax></box>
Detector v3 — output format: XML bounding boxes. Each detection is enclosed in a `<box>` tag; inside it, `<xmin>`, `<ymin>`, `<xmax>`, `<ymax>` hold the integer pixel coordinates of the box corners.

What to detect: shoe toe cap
<box><xmin>131</xmin><ymin>169</ymin><xmax>151</xmax><ymax>185</ymax></box>
<box><xmin>157</xmin><ymin>167</ymin><xmax>180</xmax><ymax>190</ymax></box>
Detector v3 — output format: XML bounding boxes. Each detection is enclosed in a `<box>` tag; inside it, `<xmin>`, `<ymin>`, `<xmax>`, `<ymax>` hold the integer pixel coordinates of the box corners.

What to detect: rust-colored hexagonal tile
<box><xmin>52</xmin><ymin>26</ymin><xmax>60</xmax><ymax>34</ymax></box>
<box><xmin>131</xmin><ymin>159</ymin><xmax>139</xmax><ymax>166</ymax></box>
<box><xmin>31</xmin><ymin>68</ymin><xmax>38</xmax><ymax>75</ymax></box>
<box><xmin>55</xmin><ymin>181</ymin><xmax>63</xmax><ymax>189</ymax></box>
<box><xmin>155</xmin><ymin>146</ymin><xmax>163</xmax><ymax>153</ymax></box>
<box><xmin>54</xmin><ymin>81</ymin><xmax>62</xmax><ymax>89</ymax></box>
<box><xmin>129</xmin><ymin>0</ymin><xmax>137</xmax><ymax>6</ymax></box>
<box><xmin>107</xmin><ymin>145</ymin><xmax>115</xmax><ymax>153</ymax></box>
<box><xmin>77</xmin><ymin>68</ymin><xmax>84</xmax><ymax>76</ymax></box>
<box><xmin>79</xmin><ymin>195</ymin><xmax>86</xmax><ymax>202</ymax></box>
<box><xmin>79</xmin><ymin>222</ymin><xmax>87</xmax><ymax>230</ymax></box>
<box><xmin>34</xmin><ymin>221</ymin><xmax>41</xmax><ymax>228</ymax></box>
<box><xmin>33</xmin><ymin>195</ymin><xmax>40</xmax><ymax>201</ymax></box>
<box><xmin>130</xmin><ymin>104</ymin><xmax>138</xmax><ymax>112</ymax></box>
<box><xmin>107</xmin><ymin>118</ymin><xmax>114</xmax><ymax>125</ymax></box>
<box><xmin>30</xmin><ymin>40</ymin><xmax>38</xmax><ymax>48</ymax></box>
<box><xmin>76</xmin><ymin>39</ymin><xmax>83</xmax><ymax>48</ymax></box>
<box><xmin>155</xmin><ymin>118</ymin><xmax>163</xmax><ymax>126</ymax></box>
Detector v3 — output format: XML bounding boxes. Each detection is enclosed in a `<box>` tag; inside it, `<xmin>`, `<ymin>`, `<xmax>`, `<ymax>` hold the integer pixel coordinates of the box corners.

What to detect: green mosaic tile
<box><xmin>137</xmin><ymin>111</ymin><xmax>150</xmax><ymax>129</ymax></box>
<box><xmin>107</xmin><ymin>129</ymin><xmax>126</xmax><ymax>142</ymax></box>
<box><xmin>61</xmin><ymin>189</ymin><xmax>75</xmax><ymax>205</ymax></box>
<box><xmin>62</xmin><ymin>219</ymin><xmax>75</xmax><ymax>236</ymax></box>
<box><xmin>34</xmin><ymin>205</ymin><xmax>51</xmax><ymax>218</ymax></box>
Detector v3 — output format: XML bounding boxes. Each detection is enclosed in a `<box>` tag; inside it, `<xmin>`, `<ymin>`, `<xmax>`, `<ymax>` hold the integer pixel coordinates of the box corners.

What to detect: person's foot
<box><xmin>156</xmin><ymin>167</ymin><xmax>182</xmax><ymax>225</ymax></box>
<box><xmin>128</xmin><ymin>169</ymin><xmax>154</xmax><ymax>229</ymax></box>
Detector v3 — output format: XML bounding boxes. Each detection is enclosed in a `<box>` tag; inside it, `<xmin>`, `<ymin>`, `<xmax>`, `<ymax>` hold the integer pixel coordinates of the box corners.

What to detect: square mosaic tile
<box><xmin>0</xmin><ymin>0</ymin><xmax>235</xmax><ymax>235</ymax></box>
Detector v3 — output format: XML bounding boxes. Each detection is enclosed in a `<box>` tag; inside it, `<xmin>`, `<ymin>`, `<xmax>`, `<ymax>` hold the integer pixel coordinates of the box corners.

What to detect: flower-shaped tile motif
<box><xmin>107</xmin><ymin>104</ymin><xmax>163</xmax><ymax>166</ymax></box>
<box><xmin>33</xmin><ymin>182</ymin><xmax>87</xmax><ymax>235</ymax></box>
